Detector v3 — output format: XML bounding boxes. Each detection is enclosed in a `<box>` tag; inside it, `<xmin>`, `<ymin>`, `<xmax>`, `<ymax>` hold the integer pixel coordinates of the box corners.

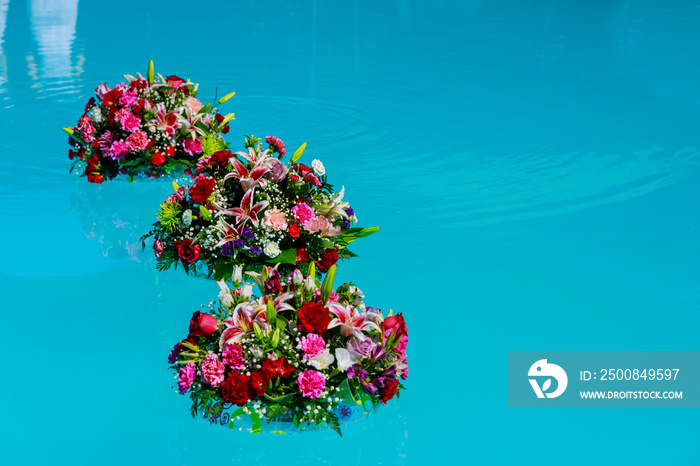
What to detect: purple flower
<box><xmin>95</xmin><ymin>82</ymin><xmax>111</xmax><ymax>100</ymax></box>
<box><xmin>167</xmin><ymin>343</ymin><xmax>182</xmax><ymax>364</ymax></box>
<box><xmin>347</xmin><ymin>363</ymin><xmax>368</xmax><ymax>380</ymax></box>
<box><xmin>347</xmin><ymin>337</ymin><xmax>374</xmax><ymax>359</ymax></box>
<box><xmin>68</xmin><ymin>131</ymin><xmax>80</xmax><ymax>149</ymax></box>
<box><xmin>241</xmin><ymin>227</ymin><xmax>254</xmax><ymax>240</ymax></box>
<box><xmin>221</xmin><ymin>242</ymin><xmax>234</xmax><ymax>257</ymax></box>
<box><xmin>232</xmin><ymin>238</ymin><xmax>247</xmax><ymax>250</ymax></box>
<box><xmin>268</xmin><ymin>159</ymin><xmax>289</xmax><ymax>183</ymax></box>
<box><xmin>249</xmin><ymin>246</ymin><xmax>262</xmax><ymax>255</ymax></box>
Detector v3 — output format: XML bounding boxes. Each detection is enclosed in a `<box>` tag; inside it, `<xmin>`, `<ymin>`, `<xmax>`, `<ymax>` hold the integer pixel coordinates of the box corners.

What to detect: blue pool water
<box><xmin>1</xmin><ymin>0</ymin><xmax>699</xmax><ymax>464</ymax></box>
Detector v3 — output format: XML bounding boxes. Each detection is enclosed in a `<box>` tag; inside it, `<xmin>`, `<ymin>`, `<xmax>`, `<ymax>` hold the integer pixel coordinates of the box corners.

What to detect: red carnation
<box><xmin>220</xmin><ymin>372</ymin><xmax>253</xmax><ymax>406</ymax></box>
<box><xmin>316</xmin><ymin>248</ymin><xmax>338</xmax><ymax>273</ymax></box>
<box><xmin>297</xmin><ymin>302</ymin><xmax>331</xmax><ymax>337</ymax></box>
<box><xmin>288</xmin><ymin>224</ymin><xmax>300</xmax><ymax>238</ymax></box>
<box><xmin>151</xmin><ymin>151</ymin><xmax>165</xmax><ymax>166</ymax></box>
<box><xmin>296</xmin><ymin>248</ymin><xmax>308</xmax><ymax>264</ymax></box>
<box><xmin>379</xmin><ymin>379</ymin><xmax>399</xmax><ymax>404</ymax></box>
<box><xmin>250</xmin><ymin>371</ymin><xmax>270</xmax><ymax>396</ymax></box>
<box><xmin>261</xmin><ymin>357</ymin><xmax>296</xmax><ymax>380</ymax></box>
<box><xmin>189</xmin><ymin>175</ymin><xmax>216</xmax><ymax>204</ymax></box>
<box><xmin>174</xmin><ymin>238</ymin><xmax>201</xmax><ymax>264</ymax></box>
<box><xmin>382</xmin><ymin>313</ymin><xmax>408</xmax><ymax>339</ymax></box>
<box><xmin>164</xmin><ymin>145</ymin><xmax>175</xmax><ymax>157</ymax></box>
<box><xmin>188</xmin><ymin>311</ymin><xmax>218</xmax><ymax>337</ymax></box>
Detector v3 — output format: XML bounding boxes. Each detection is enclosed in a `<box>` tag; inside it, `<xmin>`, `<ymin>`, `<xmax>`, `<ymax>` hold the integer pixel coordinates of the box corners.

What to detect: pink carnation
<box><xmin>222</xmin><ymin>343</ymin><xmax>246</xmax><ymax>370</ymax></box>
<box><xmin>183</xmin><ymin>137</ymin><xmax>203</xmax><ymax>155</ymax></box>
<box><xmin>297</xmin><ymin>369</ymin><xmax>326</xmax><ymax>398</ymax></box>
<box><xmin>121</xmin><ymin>113</ymin><xmax>140</xmax><ymax>132</ymax></box>
<box><xmin>304</xmin><ymin>216</ymin><xmax>341</xmax><ymax>237</ymax></box>
<box><xmin>115</xmin><ymin>108</ymin><xmax>131</xmax><ymax>122</ymax></box>
<box><xmin>109</xmin><ymin>140</ymin><xmax>130</xmax><ymax>160</ymax></box>
<box><xmin>79</xmin><ymin>115</ymin><xmax>94</xmax><ymax>142</ymax></box>
<box><xmin>200</xmin><ymin>353</ymin><xmax>225</xmax><ymax>388</ymax></box>
<box><xmin>119</xmin><ymin>90</ymin><xmax>138</xmax><ymax>107</ymax></box>
<box><xmin>126</xmin><ymin>130</ymin><xmax>149</xmax><ymax>150</ymax></box>
<box><xmin>177</xmin><ymin>363</ymin><xmax>196</xmax><ymax>394</ymax></box>
<box><xmin>185</xmin><ymin>97</ymin><xmax>203</xmax><ymax>114</ymax></box>
<box><xmin>291</xmin><ymin>202</ymin><xmax>316</xmax><ymax>226</ymax></box>
<box><xmin>153</xmin><ymin>239</ymin><xmax>164</xmax><ymax>259</ymax></box>
<box><xmin>395</xmin><ymin>335</ymin><xmax>408</xmax><ymax>355</ymax></box>
<box><xmin>266</xmin><ymin>135</ymin><xmax>286</xmax><ymax>157</ymax></box>
<box><xmin>297</xmin><ymin>334</ymin><xmax>326</xmax><ymax>359</ymax></box>
<box><xmin>263</xmin><ymin>208</ymin><xmax>288</xmax><ymax>231</ymax></box>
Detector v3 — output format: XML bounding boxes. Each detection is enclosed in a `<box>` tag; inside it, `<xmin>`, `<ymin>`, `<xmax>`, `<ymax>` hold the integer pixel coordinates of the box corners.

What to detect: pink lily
<box><xmin>213</xmin><ymin>217</ymin><xmax>246</xmax><ymax>248</ymax></box>
<box><xmin>327</xmin><ymin>303</ymin><xmax>380</xmax><ymax>339</ymax></box>
<box><xmin>219</xmin><ymin>302</ymin><xmax>269</xmax><ymax>349</ymax></box>
<box><xmin>224</xmin><ymin>158</ymin><xmax>270</xmax><ymax>192</ymax></box>
<box><xmin>218</xmin><ymin>188</ymin><xmax>268</xmax><ymax>226</ymax></box>
<box><xmin>151</xmin><ymin>103</ymin><xmax>182</xmax><ymax>137</ymax></box>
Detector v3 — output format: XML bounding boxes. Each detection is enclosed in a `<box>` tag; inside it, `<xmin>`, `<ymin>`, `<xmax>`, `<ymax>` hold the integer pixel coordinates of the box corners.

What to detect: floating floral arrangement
<box><xmin>64</xmin><ymin>60</ymin><xmax>235</xmax><ymax>183</ymax></box>
<box><xmin>141</xmin><ymin>135</ymin><xmax>378</xmax><ymax>280</ymax></box>
<box><xmin>169</xmin><ymin>264</ymin><xmax>408</xmax><ymax>435</ymax></box>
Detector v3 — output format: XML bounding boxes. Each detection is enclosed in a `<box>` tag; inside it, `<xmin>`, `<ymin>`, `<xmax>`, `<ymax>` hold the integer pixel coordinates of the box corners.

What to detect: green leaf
<box><xmin>147</xmin><ymin>60</ymin><xmax>154</xmax><ymax>84</ymax></box>
<box><xmin>290</xmin><ymin>142</ymin><xmax>307</xmax><ymax>162</ymax></box>
<box><xmin>264</xmin><ymin>392</ymin><xmax>295</xmax><ymax>404</ymax></box>
<box><xmin>213</xmin><ymin>259</ymin><xmax>232</xmax><ymax>281</ymax></box>
<box><xmin>198</xmin><ymin>102</ymin><xmax>211</xmax><ymax>114</ymax></box>
<box><xmin>336</xmin><ymin>248</ymin><xmax>358</xmax><ymax>260</ymax></box>
<box><xmin>358</xmin><ymin>226</ymin><xmax>380</xmax><ymax>237</ymax></box>
<box><xmin>320</xmin><ymin>264</ymin><xmax>336</xmax><ymax>303</ymax></box>
<box><xmin>264</xmin><ymin>248</ymin><xmax>297</xmax><ymax>265</ymax></box>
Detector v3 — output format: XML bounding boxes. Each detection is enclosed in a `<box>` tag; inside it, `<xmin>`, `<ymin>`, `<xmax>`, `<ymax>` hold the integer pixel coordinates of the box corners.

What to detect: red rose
<box><xmin>261</xmin><ymin>357</ymin><xmax>296</xmax><ymax>380</ymax></box>
<box><xmin>174</xmin><ymin>238</ymin><xmax>201</xmax><ymax>264</ymax></box>
<box><xmin>188</xmin><ymin>311</ymin><xmax>218</xmax><ymax>337</ymax></box>
<box><xmin>316</xmin><ymin>248</ymin><xmax>338</xmax><ymax>273</ymax></box>
<box><xmin>166</xmin><ymin>75</ymin><xmax>186</xmax><ymax>88</ymax></box>
<box><xmin>297</xmin><ymin>302</ymin><xmax>331</xmax><ymax>337</ymax></box>
<box><xmin>296</xmin><ymin>248</ymin><xmax>308</xmax><ymax>264</ymax></box>
<box><xmin>210</xmin><ymin>149</ymin><xmax>232</xmax><ymax>167</ymax></box>
<box><xmin>290</xmin><ymin>173</ymin><xmax>299</xmax><ymax>182</ymax></box>
<box><xmin>288</xmin><ymin>224</ymin><xmax>300</xmax><ymax>238</ymax></box>
<box><xmin>250</xmin><ymin>371</ymin><xmax>270</xmax><ymax>396</ymax></box>
<box><xmin>215</xmin><ymin>114</ymin><xmax>224</xmax><ymax>123</ymax></box>
<box><xmin>151</xmin><ymin>151</ymin><xmax>165</xmax><ymax>166</ymax></box>
<box><xmin>220</xmin><ymin>371</ymin><xmax>253</xmax><ymax>406</ymax></box>
<box><xmin>379</xmin><ymin>379</ymin><xmax>399</xmax><ymax>404</ymax></box>
<box><xmin>382</xmin><ymin>313</ymin><xmax>408</xmax><ymax>338</ymax></box>
<box><xmin>222</xmin><ymin>125</ymin><xmax>230</xmax><ymax>134</ymax></box>
<box><xmin>188</xmin><ymin>175</ymin><xmax>216</xmax><ymax>204</ymax></box>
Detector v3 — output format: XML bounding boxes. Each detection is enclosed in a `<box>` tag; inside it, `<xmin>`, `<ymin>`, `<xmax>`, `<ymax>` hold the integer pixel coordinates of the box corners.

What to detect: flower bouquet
<box><xmin>141</xmin><ymin>135</ymin><xmax>379</xmax><ymax>280</ymax></box>
<box><xmin>169</xmin><ymin>264</ymin><xmax>408</xmax><ymax>436</ymax></box>
<box><xmin>64</xmin><ymin>60</ymin><xmax>235</xmax><ymax>183</ymax></box>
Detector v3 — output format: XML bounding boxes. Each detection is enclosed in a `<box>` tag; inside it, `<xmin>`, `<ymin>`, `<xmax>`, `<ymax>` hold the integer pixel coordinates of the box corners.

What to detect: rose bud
<box><xmin>382</xmin><ymin>313</ymin><xmax>408</xmax><ymax>338</ymax></box>
<box><xmin>189</xmin><ymin>311</ymin><xmax>218</xmax><ymax>337</ymax></box>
